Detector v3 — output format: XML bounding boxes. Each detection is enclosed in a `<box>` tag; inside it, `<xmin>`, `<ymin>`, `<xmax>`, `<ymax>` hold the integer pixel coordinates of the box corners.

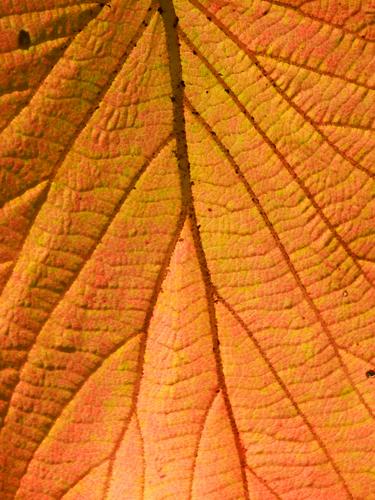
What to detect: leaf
<box><xmin>0</xmin><ymin>0</ymin><xmax>374</xmax><ymax>498</ymax></box>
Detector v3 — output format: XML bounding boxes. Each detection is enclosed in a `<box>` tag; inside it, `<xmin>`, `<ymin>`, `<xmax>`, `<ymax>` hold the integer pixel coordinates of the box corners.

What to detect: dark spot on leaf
<box><xmin>224</xmin><ymin>88</ymin><xmax>230</xmax><ymax>93</ymax></box>
<box><xmin>56</xmin><ymin>345</ymin><xmax>76</xmax><ymax>353</ymax></box>
<box><xmin>158</xmin><ymin>7</ymin><xmax>163</xmax><ymax>14</ymax></box>
<box><xmin>171</xmin><ymin>96</ymin><xmax>176</xmax><ymax>102</ymax></box>
<box><xmin>18</xmin><ymin>29</ymin><xmax>31</xmax><ymax>50</ymax></box>
<box><xmin>173</xmin><ymin>17</ymin><xmax>179</xmax><ymax>27</ymax></box>
<box><xmin>366</xmin><ymin>370</ymin><xmax>375</xmax><ymax>378</ymax></box>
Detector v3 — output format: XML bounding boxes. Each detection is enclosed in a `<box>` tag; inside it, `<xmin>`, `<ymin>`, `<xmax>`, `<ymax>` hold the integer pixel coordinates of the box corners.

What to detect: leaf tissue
<box><xmin>0</xmin><ymin>0</ymin><xmax>374</xmax><ymax>498</ymax></box>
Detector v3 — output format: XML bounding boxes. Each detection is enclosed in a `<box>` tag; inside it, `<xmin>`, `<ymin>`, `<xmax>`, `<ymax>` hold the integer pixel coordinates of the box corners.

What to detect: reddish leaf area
<box><xmin>0</xmin><ymin>0</ymin><xmax>374</xmax><ymax>498</ymax></box>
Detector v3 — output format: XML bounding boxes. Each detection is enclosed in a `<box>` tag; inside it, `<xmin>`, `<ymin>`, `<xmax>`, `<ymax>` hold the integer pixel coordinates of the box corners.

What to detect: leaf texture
<box><xmin>0</xmin><ymin>0</ymin><xmax>374</xmax><ymax>498</ymax></box>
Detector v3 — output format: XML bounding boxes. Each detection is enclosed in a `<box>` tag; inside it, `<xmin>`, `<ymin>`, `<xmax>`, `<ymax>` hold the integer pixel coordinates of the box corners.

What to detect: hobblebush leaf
<box><xmin>0</xmin><ymin>0</ymin><xmax>374</xmax><ymax>498</ymax></box>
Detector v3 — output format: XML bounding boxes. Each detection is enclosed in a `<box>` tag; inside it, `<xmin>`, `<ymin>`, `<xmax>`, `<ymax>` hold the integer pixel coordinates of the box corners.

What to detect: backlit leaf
<box><xmin>0</xmin><ymin>0</ymin><xmax>374</xmax><ymax>498</ymax></box>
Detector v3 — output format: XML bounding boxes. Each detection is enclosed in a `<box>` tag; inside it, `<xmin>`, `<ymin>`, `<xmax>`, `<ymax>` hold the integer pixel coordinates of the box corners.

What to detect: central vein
<box><xmin>159</xmin><ymin>0</ymin><xmax>192</xmax><ymax>214</ymax></box>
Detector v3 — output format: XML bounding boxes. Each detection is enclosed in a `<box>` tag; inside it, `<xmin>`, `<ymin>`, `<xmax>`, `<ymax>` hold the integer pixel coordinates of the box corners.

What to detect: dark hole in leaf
<box><xmin>366</xmin><ymin>370</ymin><xmax>375</xmax><ymax>378</ymax></box>
<box><xmin>18</xmin><ymin>29</ymin><xmax>31</xmax><ymax>50</ymax></box>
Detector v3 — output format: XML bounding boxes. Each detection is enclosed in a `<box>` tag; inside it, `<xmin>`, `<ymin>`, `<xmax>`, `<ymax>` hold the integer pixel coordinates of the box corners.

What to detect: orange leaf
<box><xmin>0</xmin><ymin>0</ymin><xmax>374</xmax><ymax>498</ymax></box>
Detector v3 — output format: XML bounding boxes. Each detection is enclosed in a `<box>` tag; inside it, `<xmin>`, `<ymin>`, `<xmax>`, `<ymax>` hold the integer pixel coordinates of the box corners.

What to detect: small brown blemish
<box><xmin>366</xmin><ymin>370</ymin><xmax>375</xmax><ymax>378</ymax></box>
<box><xmin>56</xmin><ymin>345</ymin><xmax>76</xmax><ymax>353</ymax></box>
<box><xmin>18</xmin><ymin>29</ymin><xmax>31</xmax><ymax>50</ymax></box>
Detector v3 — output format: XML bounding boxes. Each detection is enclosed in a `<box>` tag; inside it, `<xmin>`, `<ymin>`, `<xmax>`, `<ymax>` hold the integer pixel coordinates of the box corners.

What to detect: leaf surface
<box><xmin>0</xmin><ymin>0</ymin><xmax>374</xmax><ymax>498</ymax></box>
